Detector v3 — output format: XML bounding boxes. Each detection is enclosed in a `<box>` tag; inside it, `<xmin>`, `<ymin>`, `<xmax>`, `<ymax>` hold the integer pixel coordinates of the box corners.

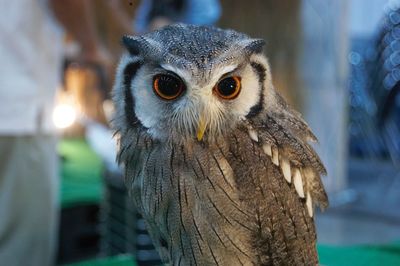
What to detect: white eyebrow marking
<box><xmin>160</xmin><ymin>63</ymin><xmax>239</xmax><ymax>87</ymax></box>
<box><xmin>160</xmin><ymin>64</ymin><xmax>191</xmax><ymax>82</ymax></box>
<box><xmin>218</xmin><ymin>65</ymin><xmax>238</xmax><ymax>76</ymax></box>
<box><xmin>209</xmin><ymin>64</ymin><xmax>239</xmax><ymax>85</ymax></box>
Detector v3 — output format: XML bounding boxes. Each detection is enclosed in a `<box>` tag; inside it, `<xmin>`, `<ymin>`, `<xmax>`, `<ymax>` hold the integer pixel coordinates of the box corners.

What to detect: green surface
<box><xmin>65</xmin><ymin>255</ymin><xmax>137</xmax><ymax>266</ymax></box>
<box><xmin>318</xmin><ymin>241</ymin><xmax>400</xmax><ymax>266</ymax></box>
<box><xmin>59</xmin><ymin>138</ymin><xmax>104</xmax><ymax>208</ymax></box>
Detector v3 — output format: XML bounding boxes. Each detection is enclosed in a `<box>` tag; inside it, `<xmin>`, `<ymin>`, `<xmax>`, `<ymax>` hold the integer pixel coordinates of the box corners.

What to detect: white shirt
<box><xmin>0</xmin><ymin>0</ymin><xmax>63</xmax><ymax>135</ymax></box>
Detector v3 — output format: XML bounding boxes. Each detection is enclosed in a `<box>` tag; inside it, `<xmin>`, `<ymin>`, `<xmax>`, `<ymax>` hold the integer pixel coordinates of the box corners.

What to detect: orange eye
<box><xmin>214</xmin><ymin>76</ymin><xmax>241</xmax><ymax>100</ymax></box>
<box><xmin>153</xmin><ymin>74</ymin><xmax>185</xmax><ymax>100</ymax></box>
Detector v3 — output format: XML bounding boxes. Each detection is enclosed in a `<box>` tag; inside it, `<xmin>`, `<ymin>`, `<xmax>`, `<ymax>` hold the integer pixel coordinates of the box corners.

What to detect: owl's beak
<box><xmin>196</xmin><ymin>115</ymin><xmax>207</xmax><ymax>141</ymax></box>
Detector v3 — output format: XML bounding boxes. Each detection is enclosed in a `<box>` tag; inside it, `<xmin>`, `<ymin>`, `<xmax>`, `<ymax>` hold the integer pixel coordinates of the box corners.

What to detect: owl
<box><xmin>113</xmin><ymin>24</ymin><xmax>328</xmax><ymax>265</ymax></box>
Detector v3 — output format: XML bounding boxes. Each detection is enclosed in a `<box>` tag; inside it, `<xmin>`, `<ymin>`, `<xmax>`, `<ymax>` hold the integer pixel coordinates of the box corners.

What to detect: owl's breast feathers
<box><xmin>117</xmin><ymin>103</ymin><xmax>327</xmax><ymax>265</ymax></box>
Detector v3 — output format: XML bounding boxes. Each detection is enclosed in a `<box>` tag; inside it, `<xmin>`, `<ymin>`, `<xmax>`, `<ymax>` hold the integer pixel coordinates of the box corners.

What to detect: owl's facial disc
<box><xmin>131</xmin><ymin>60</ymin><xmax>261</xmax><ymax>143</ymax></box>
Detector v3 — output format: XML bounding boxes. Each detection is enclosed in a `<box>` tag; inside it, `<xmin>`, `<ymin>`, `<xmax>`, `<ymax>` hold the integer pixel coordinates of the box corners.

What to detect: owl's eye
<box><xmin>214</xmin><ymin>76</ymin><xmax>241</xmax><ymax>100</ymax></box>
<box><xmin>153</xmin><ymin>74</ymin><xmax>185</xmax><ymax>100</ymax></box>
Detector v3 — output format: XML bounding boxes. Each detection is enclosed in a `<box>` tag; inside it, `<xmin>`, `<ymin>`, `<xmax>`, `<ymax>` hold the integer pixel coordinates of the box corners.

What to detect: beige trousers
<box><xmin>0</xmin><ymin>135</ymin><xmax>59</xmax><ymax>266</ymax></box>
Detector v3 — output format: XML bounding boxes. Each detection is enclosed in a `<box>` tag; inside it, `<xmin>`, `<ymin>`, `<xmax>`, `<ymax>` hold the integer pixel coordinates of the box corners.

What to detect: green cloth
<box><xmin>65</xmin><ymin>255</ymin><xmax>137</xmax><ymax>266</ymax></box>
<box><xmin>59</xmin><ymin>138</ymin><xmax>104</xmax><ymax>208</ymax></box>
<box><xmin>318</xmin><ymin>241</ymin><xmax>400</xmax><ymax>266</ymax></box>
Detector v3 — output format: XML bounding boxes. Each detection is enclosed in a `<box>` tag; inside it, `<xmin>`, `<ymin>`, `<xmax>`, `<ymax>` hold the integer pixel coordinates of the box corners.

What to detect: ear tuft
<box><xmin>122</xmin><ymin>35</ymin><xmax>141</xmax><ymax>56</ymax></box>
<box><xmin>244</xmin><ymin>39</ymin><xmax>266</xmax><ymax>54</ymax></box>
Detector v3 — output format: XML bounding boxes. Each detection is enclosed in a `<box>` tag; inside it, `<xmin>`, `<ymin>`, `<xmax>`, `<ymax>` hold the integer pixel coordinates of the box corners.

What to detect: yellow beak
<box><xmin>196</xmin><ymin>115</ymin><xmax>207</xmax><ymax>141</ymax></box>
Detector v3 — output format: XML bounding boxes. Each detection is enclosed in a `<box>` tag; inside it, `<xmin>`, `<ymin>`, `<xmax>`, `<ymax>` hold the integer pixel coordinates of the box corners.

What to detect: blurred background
<box><xmin>0</xmin><ymin>0</ymin><xmax>399</xmax><ymax>265</ymax></box>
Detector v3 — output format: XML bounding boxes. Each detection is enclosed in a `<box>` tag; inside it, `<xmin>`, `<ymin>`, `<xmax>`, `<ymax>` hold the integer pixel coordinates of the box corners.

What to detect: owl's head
<box><xmin>113</xmin><ymin>24</ymin><xmax>274</xmax><ymax>144</ymax></box>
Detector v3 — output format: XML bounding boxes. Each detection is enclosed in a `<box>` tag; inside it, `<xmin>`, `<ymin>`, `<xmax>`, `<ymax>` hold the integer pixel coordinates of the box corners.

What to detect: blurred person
<box><xmin>0</xmin><ymin>1</ymin><xmax>116</xmax><ymax>265</ymax></box>
<box><xmin>135</xmin><ymin>0</ymin><xmax>221</xmax><ymax>32</ymax></box>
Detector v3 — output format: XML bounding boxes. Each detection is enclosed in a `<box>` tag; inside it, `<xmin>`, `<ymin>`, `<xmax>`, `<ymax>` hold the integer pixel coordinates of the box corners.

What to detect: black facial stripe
<box><xmin>123</xmin><ymin>61</ymin><xmax>144</xmax><ymax>127</ymax></box>
<box><xmin>246</xmin><ymin>62</ymin><xmax>266</xmax><ymax>118</ymax></box>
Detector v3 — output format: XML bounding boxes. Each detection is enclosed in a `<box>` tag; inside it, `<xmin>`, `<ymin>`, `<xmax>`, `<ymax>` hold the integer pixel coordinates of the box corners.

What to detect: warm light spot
<box><xmin>52</xmin><ymin>104</ymin><xmax>77</xmax><ymax>129</ymax></box>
